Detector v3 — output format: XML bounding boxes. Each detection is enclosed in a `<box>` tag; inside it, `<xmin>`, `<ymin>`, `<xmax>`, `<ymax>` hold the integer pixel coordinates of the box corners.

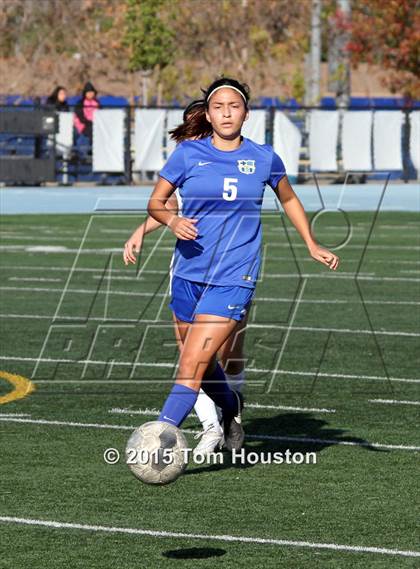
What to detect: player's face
<box><xmin>205</xmin><ymin>88</ymin><xmax>248</xmax><ymax>140</ymax></box>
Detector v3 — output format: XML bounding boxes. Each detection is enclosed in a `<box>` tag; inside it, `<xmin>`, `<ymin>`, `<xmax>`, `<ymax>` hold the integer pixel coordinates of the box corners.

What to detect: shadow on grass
<box><xmin>184</xmin><ymin>412</ymin><xmax>386</xmax><ymax>476</ymax></box>
<box><xmin>162</xmin><ymin>547</ymin><xmax>226</xmax><ymax>559</ymax></box>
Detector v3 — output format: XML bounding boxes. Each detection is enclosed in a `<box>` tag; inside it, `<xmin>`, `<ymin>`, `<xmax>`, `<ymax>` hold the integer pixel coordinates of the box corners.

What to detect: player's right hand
<box><xmin>123</xmin><ymin>233</ymin><xmax>143</xmax><ymax>265</ymax></box>
<box><xmin>168</xmin><ymin>217</ymin><xmax>198</xmax><ymax>240</ymax></box>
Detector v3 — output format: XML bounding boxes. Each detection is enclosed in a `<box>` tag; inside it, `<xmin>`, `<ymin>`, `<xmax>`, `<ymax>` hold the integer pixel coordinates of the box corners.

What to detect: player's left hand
<box><xmin>308</xmin><ymin>244</ymin><xmax>340</xmax><ymax>270</ymax></box>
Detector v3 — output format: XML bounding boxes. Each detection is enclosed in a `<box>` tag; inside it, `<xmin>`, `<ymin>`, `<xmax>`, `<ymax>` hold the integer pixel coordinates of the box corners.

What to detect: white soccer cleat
<box><xmin>193</xmin><ymin>423</ymin><xmax>224</xmax><ymax>458</ymax></box>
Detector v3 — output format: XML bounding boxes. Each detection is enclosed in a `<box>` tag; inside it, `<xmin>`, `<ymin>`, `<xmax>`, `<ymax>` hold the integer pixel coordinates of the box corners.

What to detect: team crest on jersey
<box><xmin>237</xmin><ymin>159</ymin><xmax>256</xmax><ymax>175</ymax></box>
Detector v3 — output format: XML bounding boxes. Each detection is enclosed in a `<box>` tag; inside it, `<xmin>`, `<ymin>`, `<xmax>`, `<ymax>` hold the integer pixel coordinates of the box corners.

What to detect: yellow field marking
<box><xmin>0</xmin><ymin>370</ymin><xmax>35</xmax><ymax>404</ymax></box>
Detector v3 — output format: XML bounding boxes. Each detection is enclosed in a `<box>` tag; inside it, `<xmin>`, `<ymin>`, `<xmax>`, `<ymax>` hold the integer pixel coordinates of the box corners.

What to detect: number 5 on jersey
<box><xmin>223</xmin><ymin>178</ymin><xmax>238</xmax><ymax>201</ymax></box>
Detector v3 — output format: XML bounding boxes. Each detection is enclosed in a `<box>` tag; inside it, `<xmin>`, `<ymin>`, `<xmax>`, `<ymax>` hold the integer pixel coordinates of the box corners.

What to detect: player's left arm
<box><xmin>273</xmin><ymin>176</ymin><xmax>340</xmax><ymax>271</ymax></box>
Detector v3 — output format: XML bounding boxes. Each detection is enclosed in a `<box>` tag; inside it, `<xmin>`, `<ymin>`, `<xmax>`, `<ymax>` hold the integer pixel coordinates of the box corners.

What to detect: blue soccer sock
<box><xmin>158</xmin><ymin>383</ymin><xmax>198</xmax><ymax>427</ymax></box>
<box><xmin>201</xmin><ymin>362</ymin><xmax>238</xmax><ymax>418</ymax></box>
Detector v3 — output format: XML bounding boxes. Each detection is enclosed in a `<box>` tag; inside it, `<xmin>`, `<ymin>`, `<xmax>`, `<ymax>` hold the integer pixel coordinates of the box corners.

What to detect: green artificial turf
<box><xmin>0</xmin><ymin>211</ymin><xmax>419</xmax><ymax>568</ymax></box>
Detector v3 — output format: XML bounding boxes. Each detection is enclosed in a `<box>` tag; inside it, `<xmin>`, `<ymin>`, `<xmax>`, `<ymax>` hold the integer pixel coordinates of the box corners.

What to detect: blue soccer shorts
<box><xmin>169</xmin><ymin>276</ymin><xmax>255</xmax><ymax>323</ymax></box>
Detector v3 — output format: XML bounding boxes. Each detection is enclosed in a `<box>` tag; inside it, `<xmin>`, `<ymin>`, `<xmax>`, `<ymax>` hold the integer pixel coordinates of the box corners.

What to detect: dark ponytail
<box><xmin>169</xmin><ymin>101</ymin><xmax>212</xmax><ymax>143</ymax></box>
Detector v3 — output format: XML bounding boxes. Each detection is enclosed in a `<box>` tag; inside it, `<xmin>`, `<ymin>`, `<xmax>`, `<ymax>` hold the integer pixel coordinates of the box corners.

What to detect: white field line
<box><xmin>279</xmin><ymin>258</ymin><xmax>420</xmax><ymax>265</ymax></box>
<box><xmin>110</xmin><ymin>407</ymin><xmax>162</xmax><ymax>417</ymax></box>
<box><xmin>90</xmin><ymin>274</ymin><xmax>160</xmax><ymax>280</ymax></box>
<box><xmin>0</xmin><ymin>228</ymin><xmax>79</xmax><ymax>236</ymax></box>
<box><xmin>3</xmin><ymin>222</ymin><xmax>418</xmax><ymax>233</ymax></box>
<box><xmin>3</xmin><ymin>269</ymin><xmax>420</xmax><ymax>283</ymax></box>
<box><xmin>0</xmin><ymin>265</ymin><xmax>154</xmax><ymax>273</ymax></box>
<box><xmin>2</xmin><ymin>259</ymin><xmax>420</xmax><ymax>273</ymax></box>
<box><xmin>245</xmin><ymin>402</ymin><xmax>336</xmax><ymax>413</ymax></box>
<box><xmin>369</xmin><ymin>399</ymin><xmax>420</xmax><ymax>407</ymax></box>
<box><xmin>2</xmin><ymin>286</ymin><xmax>420</xmax><ymax>338</ymax></box>
<box><xmin>0</xmin><ymin>287</ymin><xmax>162</xmax><ymax>298</ymax></box>
<box><xmin>0</xmin><ymin>246</ymin><xmax>123</xmax><ymax>254</ymax></box>
<box><xmin>264</xmin><ymin>224</ymin><xmax>419</xmax><ymax>232</ymax></box>
<box><xmin>3</xmin><ymin>260</ymin><xmax>420</xmax><ymax>280</ymax></box>
<box><xmin>0</xmin><ymin>517</ymin><xmax>419</xmax><ymax>558</ymax></box>
<box><xmin>1</xmin><ymin>284</ymin><xmax>417</xmax><ymax>302</ymax></box>
<box><xmin>363</xmin><ymin>224</ymin><xmax>419</xmax><ymax>230</ymax></box>
<box><xmin>110</xmin><ymin>402</ymin><xmax>337</xmax><ymax>416</ymax></box>
<box><xmin>0</xmin><ymin>306</ymin><xmax>418</xmax><ymax>339</ymax></box>
<box><xmin>0</xmin><ymin>413</ymin><xmax>31</xmax><ymax>417</ymax></box>
<box><xmin>255</xmin><ymin>298</ymin><xmax>420</xmax><ymax>306</ymax></box>
<box><xmin>1</xmin><ymin>356</ymin><xmax>419</xmax><ymax>384</ymax></box>
<box><xmin>1</xmin><ymin>243</ymin><xmax>420</xmax><ymax>253</ymax></box>
<box><xmin>89</xmin><ymin>272</ymin><xmax>394</xmax><ymax>281</ymax></box>
<box><xmin>15</xmin><ymin>267</ymin><xmax>420</xmax><ymax>281</ymax></box>
<box><xmin>0</xmin><ymin>228</ymin><xmax>393</xmax><ymax>238</ymax></box>
<box><xmin>1</xmin><ymin>283</ymin><xmax>420</xmax><ymax>306</ymax></box>
<box><xmin>0</xmin><ymin>235</ymin><xmax>96</xmax><ymax>242</ymax></box>
<box><xmin>0</xmin><ymin>416</ymin><xmax>418</xmax><ymax>452</ymax></box>
<box><xmin>247</xmin><ymin>324</ymin><xmax>420</xmax><ymax>337</ymax></box>
<box><xmin>8</xmin><ymin>277</ymin><xmax>62</xmax><ymax>283</ymax></box>
<box><xmin>100</xmin><ymin>229</ymin><xmax>147</xmax><ymax>234</ymax></box>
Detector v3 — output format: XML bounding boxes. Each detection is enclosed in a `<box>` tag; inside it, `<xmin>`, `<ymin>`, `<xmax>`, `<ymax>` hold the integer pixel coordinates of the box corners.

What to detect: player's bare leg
<box><xmin>175</xmin><ymin>314</ymin><xmax>237</xmax><ymax>390</ymax></box>
<box><xmin>171</xmin><ymin>315</ymin><xmax>225</xmax><ymax>454</ymax></box>
<box><xmin>172</xmin><ymin>315</ymin><xmax>223</xmax><ymax>454</ymax></box>
<box><xmin>168</xmin><ymin>315</ymin><xmax>245</xmax><ymax>454</ymax></box>
<box><xmin>174</xmin><ymin>314</ymin><xmax>244</xmax><ymax>451</ymax></box>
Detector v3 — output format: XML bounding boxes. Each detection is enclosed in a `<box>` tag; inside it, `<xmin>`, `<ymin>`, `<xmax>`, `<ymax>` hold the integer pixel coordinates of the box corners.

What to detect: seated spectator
<box><xmin>46</xmin><ymin>86</ymin><xmax>69</xmax><ymax>111</ymax></box>
<box><xmin>74</xmin><ymin>81</ymin><xmax>101</xmax><ymax>141</ymax></box>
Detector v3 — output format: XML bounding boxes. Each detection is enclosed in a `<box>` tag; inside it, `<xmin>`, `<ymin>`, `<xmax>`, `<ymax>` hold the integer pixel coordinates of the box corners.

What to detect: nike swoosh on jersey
<box><xmin>198</xmin><ymin>161</ymin><xmax>212</xmax><ymax>166</ymax></box>
<box><xmin>228</xmin><ymin>304</ymin><xmax>242</xmax><ymax>309</ymax></box>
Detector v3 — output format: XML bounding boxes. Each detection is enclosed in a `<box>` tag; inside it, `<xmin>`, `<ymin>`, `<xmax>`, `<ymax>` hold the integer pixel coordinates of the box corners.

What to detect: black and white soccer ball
<box><xmin>125</xmin><ymin>421</ymin><xmax>188</xmax><ymax>485</ymax></box>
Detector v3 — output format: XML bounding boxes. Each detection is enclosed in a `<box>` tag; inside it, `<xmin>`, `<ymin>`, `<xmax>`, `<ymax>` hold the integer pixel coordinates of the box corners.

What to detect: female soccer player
<box><xmin>124</xmin><ymin>99</ymin><xmax>249</xmax><ymax>455</ymax></box>
<box><xmin>148</xmin><ymin>77</ymin><xmax>339</xmax><ymax>452</ymax></box>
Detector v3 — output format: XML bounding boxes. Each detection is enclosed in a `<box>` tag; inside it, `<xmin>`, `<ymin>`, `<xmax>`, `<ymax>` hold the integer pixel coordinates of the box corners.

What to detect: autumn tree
<box><xmin>160</xmin><ymin>0</ymin><xmax>309</xmax><ymax>102</ymax></box>
<box><xmin>0</xmin><ymin>0</ymin><xmax>127</xmax><ymax>96</ymax></box>
<box><xmin>347</xmin><ymin>0</ymin><xmax>420</xmax><ymax>100</ymax></box>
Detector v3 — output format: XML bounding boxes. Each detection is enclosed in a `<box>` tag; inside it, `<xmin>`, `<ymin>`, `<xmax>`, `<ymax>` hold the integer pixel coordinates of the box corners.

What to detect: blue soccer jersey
<box><xmin>159</xmin><ymin>135</ymin><xmax>286</xmax><ymax>288</ymax></box>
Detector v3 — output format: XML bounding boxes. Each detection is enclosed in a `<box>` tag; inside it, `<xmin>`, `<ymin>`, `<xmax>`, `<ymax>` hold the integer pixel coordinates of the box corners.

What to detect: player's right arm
<box><xmin>123</xmin><ymin>193</ymin><xmax>179</xmax><ymax>265</ymax></box>
<box><xmin>148</xmin><ymin>177</ymin><xmax>198</xmax><ymax>241</ymax></box>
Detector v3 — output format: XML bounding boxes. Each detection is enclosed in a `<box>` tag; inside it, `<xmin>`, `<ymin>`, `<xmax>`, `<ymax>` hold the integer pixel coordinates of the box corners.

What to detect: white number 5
<box><xmin>223</xmin><ymin>178</ymin><xmax>238</xmax><ymax>201</ymax></box>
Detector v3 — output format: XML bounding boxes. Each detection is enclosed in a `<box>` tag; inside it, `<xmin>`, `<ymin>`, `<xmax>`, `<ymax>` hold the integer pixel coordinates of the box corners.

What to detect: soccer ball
<box><xmin>125</xmin><ymin>421</ymin><xmax>188</xmax><ymax>485</ymax></box>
